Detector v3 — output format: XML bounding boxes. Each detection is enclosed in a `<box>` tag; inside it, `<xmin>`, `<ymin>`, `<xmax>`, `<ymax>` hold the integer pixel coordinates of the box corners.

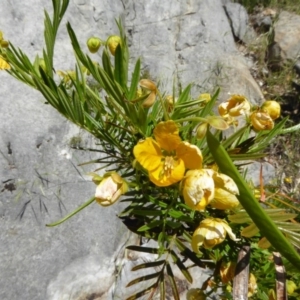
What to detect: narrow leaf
<box><xmin>131</xmin><ymin>260</ymin><xmax>165</xmax><ymax>271</ymax></box>
<box><xmin>126</xmin><ymin>271</ymin><xmax>160</xmax><ymax>287</ymax></box>
<box><xmin>46</xmin><ymin>196</ymin><xmax>95</xmax><ymax>227</ymax></box>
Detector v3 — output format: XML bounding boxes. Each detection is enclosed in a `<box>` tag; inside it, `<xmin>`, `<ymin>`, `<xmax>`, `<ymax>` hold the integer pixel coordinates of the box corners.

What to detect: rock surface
<box><xmin>224</xmin><ymin>2</ymin><xmax>257</xmax><ymax>44</ymax></box>
<box><xmin>273</xmin><ymin>11</ymin><xmax>300</xmax><ymax>62</ymax></box>
<box><xmin>0</xmin><ymin>0</ymin><xmax>282</xmax><ymax>299</ymax></box>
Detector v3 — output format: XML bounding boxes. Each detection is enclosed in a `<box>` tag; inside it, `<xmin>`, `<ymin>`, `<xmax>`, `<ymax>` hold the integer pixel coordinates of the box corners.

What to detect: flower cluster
<box><xmin>218</xmin><ymin>94</ymin><xmax>281</xmax><ymax>131</ymax></box>
<box><xmin>133</xmin><ymin>119</ymin><xmax>241</xmax><ymax>251</ymax></box>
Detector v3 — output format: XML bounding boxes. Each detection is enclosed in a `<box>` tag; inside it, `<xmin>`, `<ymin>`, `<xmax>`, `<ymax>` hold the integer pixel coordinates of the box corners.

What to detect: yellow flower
<box><xmin>106</xmin><ymin>35</ymin><xmax>121</xmax><ymax>56</ymax></box>
<box><xmin>250</xmin><ymin>111</ymin><xmax>274</xmax><ymax>131</ymax></box>
<box><xmin>261</xmin><ymin>100</ymin><xmax>281</xmax><ymax>120</ymax></box>
<box><xmin>0</xmin><ymin>56</ymin><xmax>10</xmax><ymax>70</ymax></box>
<box><xmin>139</xmin><ymin>79</ymin><xmax>157</xmax><ymax>108</ymax></box>
<box><xmin>182</xmin><ymin>169</ymin><xmax>215</xmax><ymax>211</ymax></box>
<box><xmin>182</xmin><ymin>169</ymin><xmax>239</xmax><ymax>211</ymax></box>
<box><xmin>133</xmin><ymin>120</ymin><xmax>203</xmax><ymax>187</ymax></box>
<box><xmin>248</xmin><ymin>273</ymin><xmax>258</xmax><ymax>297</ymax></box>
<box><xmin>192</xmin><ymin>218</ymin><xmax>240</xmax><ymax>252</ymax></box>
<box><xmin>87</xmin><ymin>37</ymin><xmax>102</xmax><ymax>53</ymax></box>
<box><xmin>218</xmin><ymin>94</ymin><xmax>251</xmax><ymax>117</ymax></box>
<box><xmin>94</xmin><ymin>172</ymin><xmax>128</xmax><ymax>206</ymax></box>
<box><xmin>220</xmin><ymin>261</ymin><xmax>236</xmax><ymax>283</ymax></box>
<box><xmin>186</xmin><ymin>288</ymin><xmax>206</xmax><ymax>300</ymax></box>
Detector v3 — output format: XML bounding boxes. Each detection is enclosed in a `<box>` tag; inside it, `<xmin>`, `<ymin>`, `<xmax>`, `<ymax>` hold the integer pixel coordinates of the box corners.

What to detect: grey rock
<box><xmin>273</xmin><ymin>11</ymin><xmax>300</xmax><ymax>62</ymax></box>
<box><xmin>224</xmin><ymin>2</ymin><xmax>257</xmax><ymax>45</ymax></box>
<box><xmin>242</xmin><ymin>161</ymin><xmax>276</xmax><ymax>187</ymax></box>
<box><xmin>0</xmin><ymin>0</ymin><xmax>265</xmax><ymax>299</ymax></box>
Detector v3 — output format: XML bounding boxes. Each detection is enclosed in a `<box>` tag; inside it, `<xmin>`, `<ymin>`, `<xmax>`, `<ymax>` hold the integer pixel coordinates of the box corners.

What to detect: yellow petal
<box><xmin>210</xmin><ymin>188</ymin><xmax>239</xmax><ymax>210</ymax></box>
<box><xmin>0</xmin><ymin>56</ymin><xmax>10</xmax><ymax>70</ymax></box>
<box><xmin>153</xmin><ymin>120</ymin><xmax>181</xmax><ymax>152</ymax></box>
<box><xmin>149</xmin><ymin>157</ymin><xmax>185</xmax><ymax>187</ymax></box>
<box><xmin>142</xmin><ymin>91</ymin><xmax>156</xmax><ymax>108</ymax></box>
<box><xmin>192</xmin><ymin>227</ymin><xmax>206</xmax><ymax>253</ymax></box>
<box><xmin>139</xmin><ymin>79</ymin><xmax>157</xmax><ymax>92</ymax></box>
<box><xmin>133</xmin><ymin>138</ymin><xmax>162</xmax><ymax>172</ymax></box>
<box><xmin>250</xmin><ymin>111</ymin><xmax>274</xmax><ymax>131</ymax></box>
<box><xmin>182</xmin><ymin>170</ymin><xmax>214</xmax><ymax>210</ymax></box>
<box><xmin>222</xmin><ymin>221</ymin><xmax>240</xmax><ymax>241</ymax></box>
<box><xmin>212</xmin><ymin>171</ymin><xmax>239</xmax><ymax>195</ymax></box>
<box><xmin>176</xmin><ymin>142</ymin><xmax>202</xmax><ymax>169</ymax></box>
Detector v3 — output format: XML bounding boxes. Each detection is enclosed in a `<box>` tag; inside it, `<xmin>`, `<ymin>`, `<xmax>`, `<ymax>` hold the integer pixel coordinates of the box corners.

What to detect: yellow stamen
<box><xmin>164</xmin><ymin>156</ymin><xmax>175</xmax><ymax>177</ymax></box>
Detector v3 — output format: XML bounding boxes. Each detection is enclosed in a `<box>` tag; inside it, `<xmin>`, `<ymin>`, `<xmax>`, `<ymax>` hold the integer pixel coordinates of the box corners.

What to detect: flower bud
<box><xmin>250</xmin><ymin>111</ymin><xmax>274</xmax><ymax>131</ymax></box>
<box><xmin>261</xmin><ymin>100</ymin><xmax>281</xmax><ymax>120</ymax></box>
<box><xmin>139</xmin><ymin>79</ymin><xmax>157</xmax><ymax>108</ymax></box>
<box><xmin>94</xmin><ymin>172</ymin><xmax>128</xmax><ymax>206</ymax></box>
<box><xmin>219</xmin><ymin>94</ymin><xmax>251</xmax><ymax>117</ymax></box>
<box><xmin>196</xmin><ymin>123</ymin><xmax>208</xmax><ymax>139</ymax></box>
<box><xmin>0</xmin><ymin>31</ymin><xmax>3</xmax><ymax>41</ymax></box>
<box><xmin>192</xmin><ymin>218</ymin><xmax>240</xmax><ymax>252</ymax></box>
<box><xmin>287</xmin><ymin>280</ymin><xmax>297</xmax><ymax>295</ymax></box>
<box><xmin>87</xmin><ymin>37</ymin><xmax>102</xmax><ymax>53</ymax></box>
<box><xmin>206</xmin><ymin>116</ymin><xmax>229</xmax><ymax>130</ymax></box>
<box><xmin>106</xmin><ymin>35</ymin><xmax>121</xmax><ymax>56</ymax></box>
<box><xmin>1</xmin><ymin>39</ymin><xmax>9</xmax><ymax>48</ymax></box>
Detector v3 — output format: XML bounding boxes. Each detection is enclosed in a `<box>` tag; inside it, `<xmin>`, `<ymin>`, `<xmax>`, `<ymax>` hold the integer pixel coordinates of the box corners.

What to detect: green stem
<box><xmin>157</xmin><ymin>90</ymin><xmax>169</xmax><ymax>121</ymax></box>
<box><xmin>46</xmin><ymin>196</ymin><xmax>95</xmax><ymax>227</ymax></box>
<box><xmin>279</xmin><ymin>123</ymin><xmax>300</xmax><ymax>134</ymax></box>
<box><xmin>174</xmin><ymin>117</ymin><xmax>208</xmax><ymax>124</ymax></box>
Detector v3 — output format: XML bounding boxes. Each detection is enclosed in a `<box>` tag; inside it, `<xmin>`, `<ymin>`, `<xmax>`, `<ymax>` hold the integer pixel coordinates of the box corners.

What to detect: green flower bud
<box><xmin>106</xmin><ymin>35</ymin><xmax>121</xmax><ymax>56</ymax></box>
<box><xmin>87</xmin><ymin>37</ymin><xmax>101</xmax><ymax>53</ymax></box>
<box><xmin>196</xmin><ymin>123</ymin><xmax>208</xmax><ymax>139</ymax></box>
